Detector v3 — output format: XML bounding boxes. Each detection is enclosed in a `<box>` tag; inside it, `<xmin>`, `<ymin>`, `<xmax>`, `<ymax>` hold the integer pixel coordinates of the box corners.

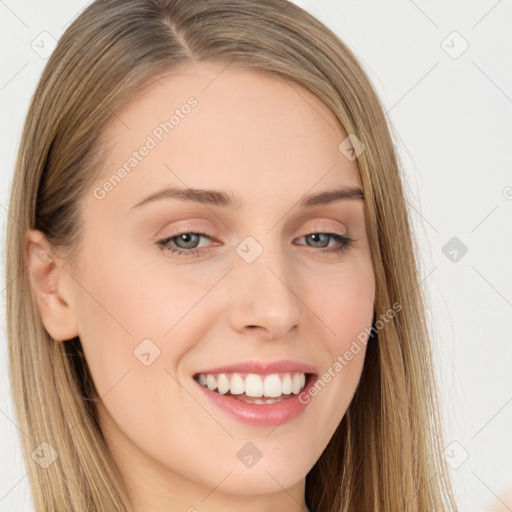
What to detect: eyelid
<box><xmin>157</xmin><ymin>222</ymin><xmax>348</xmax><ymax>244</ymax></box>
<box><xmin>156</xmin><ymin>223</ymin><xmax>217</xmax><ymax>241</ymax></box>
<box><xmin>300</xmin><ymin>223</ymin><xmax>348</xmax><ymax>237</ymax></box>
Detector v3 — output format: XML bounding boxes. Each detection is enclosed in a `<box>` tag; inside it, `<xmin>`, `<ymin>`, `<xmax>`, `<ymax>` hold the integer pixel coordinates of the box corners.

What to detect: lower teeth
<box><xmin>213</xmin><ymin>391</ymin><xmax>291</xmax><ymax>405</ymax></box>
<box><xmin>234</xmin><ymin>394</ymin><xmax>287</xmax><ymax>405</ymax></box>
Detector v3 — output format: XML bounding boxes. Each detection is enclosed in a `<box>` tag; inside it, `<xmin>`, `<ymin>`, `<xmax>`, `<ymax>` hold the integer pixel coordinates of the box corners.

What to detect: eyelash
<box><xmin>156</xmin><ymin>228</ymin><xmax>355</xmax><ymax>258</ymax></box>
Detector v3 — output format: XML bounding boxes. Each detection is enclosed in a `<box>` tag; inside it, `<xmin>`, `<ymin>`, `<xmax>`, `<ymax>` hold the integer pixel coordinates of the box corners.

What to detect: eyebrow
<box><xmin>130</xmin><ymin>185</ymin><xmax>364</xmax><ymax>210</ymax></box>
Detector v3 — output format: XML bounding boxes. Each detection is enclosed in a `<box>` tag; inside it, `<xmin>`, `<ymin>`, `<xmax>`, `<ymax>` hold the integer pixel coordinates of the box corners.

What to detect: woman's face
<box><xmin>42</xmin><ymin>63</ymin><xmax>375</xmax><ymax>510</ymax></box>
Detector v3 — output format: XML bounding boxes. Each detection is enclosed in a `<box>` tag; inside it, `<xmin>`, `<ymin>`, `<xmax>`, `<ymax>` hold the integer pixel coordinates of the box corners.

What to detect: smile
<box><xmin>194</xmin><ymin>371</ymin><xmax>308</xmax><ymax>401</ymax></box>
<box><xmin>193</xmin><ymin>371</ymin><xmax>318</xmax><ymax>427</ymax></box>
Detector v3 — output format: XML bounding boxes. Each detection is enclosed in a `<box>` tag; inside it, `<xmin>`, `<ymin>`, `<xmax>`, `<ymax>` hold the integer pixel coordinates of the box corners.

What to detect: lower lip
<box><xmin>194</xmin><ymin>374</ymin><xmax>317</xmax><ymax>427</ymax></box>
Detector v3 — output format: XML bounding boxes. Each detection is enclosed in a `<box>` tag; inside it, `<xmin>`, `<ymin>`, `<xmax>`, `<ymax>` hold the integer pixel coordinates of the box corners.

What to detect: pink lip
<box><xmin>195</xmin><ymin>373</ymin><xmax>318</xmax><ymax>427</ymax></box>
<box><xmin>193</xmin><ymin>359</ymin><xmax>318</xmax><ymax>376</ymax></box>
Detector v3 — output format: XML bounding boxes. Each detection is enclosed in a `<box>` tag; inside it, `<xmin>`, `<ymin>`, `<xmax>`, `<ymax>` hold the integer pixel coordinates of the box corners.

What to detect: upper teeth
<box><xmin>196</xmin><ymin>372</ymin><xmax>307</xmax><ymax>397</ymax></box>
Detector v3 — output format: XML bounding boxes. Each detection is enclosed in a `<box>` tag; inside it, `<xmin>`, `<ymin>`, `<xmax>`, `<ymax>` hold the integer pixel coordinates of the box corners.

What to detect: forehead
<box><xmin>93</xmin><ymin>62</ymin><xmax>362</xmax><ymax>207</ymax></box>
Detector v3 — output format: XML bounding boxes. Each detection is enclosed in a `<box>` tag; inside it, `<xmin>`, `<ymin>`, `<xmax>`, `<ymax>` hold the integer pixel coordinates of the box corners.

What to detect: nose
<box><xmin>227</xmin><ymin>241</ymin><xmax>302</xmax><ymax>340</ymax></box>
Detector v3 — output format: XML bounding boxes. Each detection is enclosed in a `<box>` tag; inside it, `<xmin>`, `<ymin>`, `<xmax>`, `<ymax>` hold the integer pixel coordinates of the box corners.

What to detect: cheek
<box><xmin>113</xmin><ymin>256</ymin><xmax>217</xmax><ymax>333</ymax></box>
<box><xmin>70</xmin><ymin>258</ymin><xmax>162</xmax><ymax>393</ymax></box>
<box><xmin>75</xmin><ymin>252</ymin><xmax>204</xmax><ymax>338</ymax></box>
<box><xmin>311</xmin><ymin>255</ymin><xmax>375</xmax><ymax>350</ymax></box>
<box><xmin>72</xmin><ymin>248</ymin><xmax>214</xmax><ymax>403</ymax></box>
<box><xmin>301</xmin><ymin>257</ymin><xmax>374</xmax><ymax>425</ymax></box>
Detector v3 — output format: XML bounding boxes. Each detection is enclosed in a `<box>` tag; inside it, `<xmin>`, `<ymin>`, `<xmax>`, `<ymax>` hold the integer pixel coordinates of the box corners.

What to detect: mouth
<box><xmin>193</xmin><ymin>371</ymin><xmax>315</xmax><ymax>405</ymax></box>
<box><xmin>192</xmin><ymin>367</ymin><xmax>318</xmax><ymax>427</ymax></box>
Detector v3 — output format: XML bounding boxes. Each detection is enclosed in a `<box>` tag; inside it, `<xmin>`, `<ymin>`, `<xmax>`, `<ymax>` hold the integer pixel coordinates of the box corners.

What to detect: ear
<box><xmin>24</xmin><ymin>229</ymin><xmax>79</xmax><ymax>341</ymax></box>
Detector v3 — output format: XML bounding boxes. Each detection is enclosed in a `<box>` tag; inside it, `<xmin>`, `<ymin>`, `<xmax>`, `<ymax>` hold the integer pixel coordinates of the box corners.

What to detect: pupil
<box><xmin>177</xmin><ymin>233</ymin><xmax>198</xmax><ymax>248</ymax></box>
<box><xmin>310</xmin><ymin>233</ymin><xmax>327</xmax><ymax>247</ymax></box>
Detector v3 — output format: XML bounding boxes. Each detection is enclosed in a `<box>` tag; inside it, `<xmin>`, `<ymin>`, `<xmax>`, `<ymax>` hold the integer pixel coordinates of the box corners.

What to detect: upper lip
<box><xmin>193</xmin><ymin>359</ymin><xmax>318</xmax><ymax>376</ymax></box>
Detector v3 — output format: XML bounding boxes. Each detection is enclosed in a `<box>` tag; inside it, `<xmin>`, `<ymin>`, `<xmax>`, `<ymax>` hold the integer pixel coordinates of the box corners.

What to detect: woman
<box><xmin>5</xmin><ymin>0</ymin><xmax>458</xmax><ymax>510</ymax></box>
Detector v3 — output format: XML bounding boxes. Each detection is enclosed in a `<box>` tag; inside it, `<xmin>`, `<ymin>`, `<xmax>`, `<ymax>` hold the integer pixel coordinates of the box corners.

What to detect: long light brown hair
<box><xmin>5</xmin><ymin>0</ymin><xmax>458</xmax><ymax>510</ymax></box>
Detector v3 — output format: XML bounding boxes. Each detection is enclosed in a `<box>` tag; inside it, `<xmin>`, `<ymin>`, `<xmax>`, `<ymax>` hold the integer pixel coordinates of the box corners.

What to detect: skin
<box><xmin>26</xmin><ymin>62</ymin><xmax>375</xmax><ymax>512</ymax></box>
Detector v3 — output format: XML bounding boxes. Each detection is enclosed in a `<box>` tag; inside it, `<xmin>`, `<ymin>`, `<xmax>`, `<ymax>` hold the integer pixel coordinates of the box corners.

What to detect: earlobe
<box><xmin>25</xmin><ymin>229</ymin><xmax>79</xmax><ymax>342</ymax></box>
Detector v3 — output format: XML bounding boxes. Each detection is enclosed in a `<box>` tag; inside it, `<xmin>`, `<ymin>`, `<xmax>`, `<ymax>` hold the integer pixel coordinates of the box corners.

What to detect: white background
<box><xmin>1</xmin><ymin>1</ymin><xmax>511</xmax><ymax>510</ymax></box>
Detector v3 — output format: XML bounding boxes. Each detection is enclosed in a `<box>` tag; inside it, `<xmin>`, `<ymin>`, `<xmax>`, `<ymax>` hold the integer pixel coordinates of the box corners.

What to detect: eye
<box><xmin>295</xmin><ymin>231</ymin><xmax>354</xmax><ymax>255</ymax></box>
<box><xmin>156</xmin><ymin>229</ymin><xmax>355</xmax><ymax>258</ymax></box>
<box><xmin>156</xmin><ymin>230</ymin><xmax>213</xmax><ymax>258</ymax></box>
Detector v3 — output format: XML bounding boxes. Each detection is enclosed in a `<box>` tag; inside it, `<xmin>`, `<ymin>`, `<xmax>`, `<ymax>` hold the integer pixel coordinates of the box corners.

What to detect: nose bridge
<box><xmin>228</xmin><ymin>234</ymin><xmax>302</xmax><ymax>337</ymax></box>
